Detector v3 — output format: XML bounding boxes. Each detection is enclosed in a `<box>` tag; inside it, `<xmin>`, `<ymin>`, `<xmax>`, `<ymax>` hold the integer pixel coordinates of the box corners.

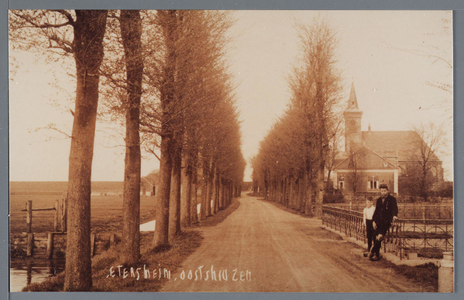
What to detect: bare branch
<box><xmin>32</xmin><ymin>123</ymin><xmax>72</xmax><ymax>139</ymax></box>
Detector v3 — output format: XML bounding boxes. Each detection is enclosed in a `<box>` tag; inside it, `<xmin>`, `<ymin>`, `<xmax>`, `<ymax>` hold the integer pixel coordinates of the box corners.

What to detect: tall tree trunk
<box><xmin>169</xmin><ymin>139</ymin><xmax>182</xmax><ymax>241</ymax></box>
<box><xmin>153</xmin><ymin>134</ymin><xmax>173</xmax><ymax>247</ymax></box>
<box><xmin>224</xmin><ymin>180</ymin><xmax>229</xmax><ymax>207</ymax></box>
<box><xmin>229</xmin><ymin>181</ymin><xmax>233</xmax><ymax>205</ymax></box>
<box><xmin>298</xmin><ymin>174</ymin><xmax>305</xmax><ymax>212</ymax></box>
<box><xmin>285</xmin><ymin>177</ymin><xmax>289</xmax><ymax>208</ymax></box>
<box><xmin>305</xmin><ymin>169</ymin><xmax>313</xmax><ymax>216</ymax></box>
<box><xmin>326</xmin><ymin>169</ymin><xmax>332</xmax><ymax>190</ymax></box>
<box><xmin>153</xmin><ymin>10</ymin><xmax>178</xmax><ymax>248</ymax></box>
<box><xmin>212</xmin><ymin>166</ymin><xmax>218</xmax><ymax>214</ymax></box>
<box><xmin>315</xmin><ymin>161</ymin><xmax>324</xmax><ymax>218</ymax></box>
<box><xmin>64</xmin><ymin>10</ymin><xmax>108</xmax><ymax>291</ymax></box>
<box><xmin>180</xmin><ymin>156</ymin><xmax>191</xmax><ymax>229</ymax></box>
<box><xmin>206</xmin><ymin>160</ymin><xmax>214</xmax><ymax>216</ymax></box>
<box><xmin>421</xmin><ymin>166</ymin><xmax>428</xmax><ymax>201</ymax></box>
<box><xmin>290</xmin><ymin>175</ymin><xmax>295</xmax><ymax>209</ymax></box>
<box><xmin>281</xmin><ymin>179</ymin><xmax>285</xmax><ymax>204</ymax></box>
<box><xmin>191</xmin><ymin>167</ymin><xmax>199</xmax><ymax>223</ymax></box>
<box><xmin>169</xmin><ymin>11</ymin><xmax>185</xmax><ymax>237</ymax></box>
<box><xmin>200</xmin><ymin>165</ymin><xmax>207</xmax><ymax>220</ymax></box>
<box><xmin>219</xmin><ymin>177</ymin><xmax>224</xmax><ymax>210</ymax></box>
<box><xmin>120</xmin><ymin>9</ymin><xmax>143</xmax><ymax>265</ymax></box>
<box><xmin>264</xmin><ymin>170</ymin><xmax>269</xmax><ymax>200</ymax></box>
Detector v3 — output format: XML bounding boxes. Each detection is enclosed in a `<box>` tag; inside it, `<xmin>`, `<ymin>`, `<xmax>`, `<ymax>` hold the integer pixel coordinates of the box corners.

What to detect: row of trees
<box><xmin>251</xmin><ymin>18</ymin><xmax>343</xmax><ymax>218</ymax></box>
<box><xmin>10</xmin><ymin>9</ymin><xmax>245</xmax><ymax>291</ymax></box>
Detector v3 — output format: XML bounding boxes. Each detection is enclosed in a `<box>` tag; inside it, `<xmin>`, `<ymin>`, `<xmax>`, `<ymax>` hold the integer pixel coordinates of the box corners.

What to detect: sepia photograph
<box><xmin>8</xmin><ymin>9</ymin><xmax>453</xmax><ymax>293</ymax></box>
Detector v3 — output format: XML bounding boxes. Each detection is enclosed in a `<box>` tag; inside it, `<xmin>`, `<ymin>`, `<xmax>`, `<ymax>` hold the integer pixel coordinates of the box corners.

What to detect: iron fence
<box><xmin>326</xmin><ymin>203</ymin><xmax>453</xmax><ymax>219</ymax></box>
<box><xmin>322</xmin><ymin>205</ymin><xmax>453</xmax><ymax>260</ymax></box>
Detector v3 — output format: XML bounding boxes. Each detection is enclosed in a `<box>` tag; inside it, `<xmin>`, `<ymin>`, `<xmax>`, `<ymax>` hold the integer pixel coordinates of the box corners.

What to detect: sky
<box><xmin>9</xmin><ymin>10</ymin><xmax>453</xmax><ymax>182</ymax></box>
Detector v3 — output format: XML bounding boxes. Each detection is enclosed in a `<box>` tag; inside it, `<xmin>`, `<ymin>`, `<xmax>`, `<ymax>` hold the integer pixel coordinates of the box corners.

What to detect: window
<box><xmin>367</xmin><ymin>175</ymin><xmax>379</xmax><ymax>190</ymax></box>
<box><xmin>368</xmin><ymin>180</ymin><xmax>379</xmax><ymax>189</ymax></box>
<box><xmin>339</xmin><ymin>175</ymin><xmax>345</xmax><ymax>190</ymax></box>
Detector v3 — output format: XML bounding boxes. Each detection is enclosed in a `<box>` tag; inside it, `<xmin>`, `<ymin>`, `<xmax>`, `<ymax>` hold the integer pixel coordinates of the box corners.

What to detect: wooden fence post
<box><xmin>26</xmin><ymin>261</ymin><xmax>32</xmax><ymax>285</ymax></box>
<box><xmin>61</xmin><ymin>196</ymin><xmax>67</xmax><ymax>232</ymax></box>
<box><xmin>47</xmin><ymin>232</ymin><xmax>54</xmax><ymax>259</ymax></box>
<box><xmin>26</xmin><ymin>200</ymin><xmax>32</xmax><ymax>233</ymax></box>
<box><xmin>109</xmin><ymin>233</ymin><xmax>116</xmax><ymax>248</ymax></box>
<box><xmin>27</xmin><ymin>233</ymin><xmax>34</xmax><ymax>257</ymax></box>
<box><xmin>90</xmin><ymin>232</ymin><xmax>96</xmax><ymax>257</ymax></box>
<box><xmin>54</xmin><ymin>200</ymin><xmax>59</xmax><ymax>232</ymax></box>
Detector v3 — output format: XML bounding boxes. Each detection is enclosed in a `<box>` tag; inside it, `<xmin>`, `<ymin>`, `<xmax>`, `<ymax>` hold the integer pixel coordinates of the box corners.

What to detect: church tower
<box><xmin>344</xmin><ymin>82</ymin><xmax>363</xmax><ymax>152</ymax></box>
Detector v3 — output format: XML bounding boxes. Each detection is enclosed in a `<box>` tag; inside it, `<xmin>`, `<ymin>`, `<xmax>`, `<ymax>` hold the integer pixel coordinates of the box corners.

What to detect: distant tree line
<box><xmin>251</xmin><ymin>18</ymin><xmax>343</xmax><ymax>218</ymax></box>
<box><xmin>10</xmin><ymin>9</ymin><xmax>245</xmax><ymax>291</ymax></box>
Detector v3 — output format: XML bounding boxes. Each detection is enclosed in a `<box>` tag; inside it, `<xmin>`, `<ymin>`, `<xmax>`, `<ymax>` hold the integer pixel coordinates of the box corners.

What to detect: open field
<box><xmin>10</xmin><ymin>181</ymin><xmax>155</xmax><ymax>235</ymax></box>
<box><xmin>10</xmin><ymin>181</ymin><xmax>125</xmax><ymax>194</ymax></box>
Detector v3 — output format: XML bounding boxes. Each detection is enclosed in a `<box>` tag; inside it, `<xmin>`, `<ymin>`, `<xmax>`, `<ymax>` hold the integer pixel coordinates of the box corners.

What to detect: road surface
<box><xmin>162</xmin><ymin>195</ymin><xmax>433</xmax><ymax>292</ymax></box>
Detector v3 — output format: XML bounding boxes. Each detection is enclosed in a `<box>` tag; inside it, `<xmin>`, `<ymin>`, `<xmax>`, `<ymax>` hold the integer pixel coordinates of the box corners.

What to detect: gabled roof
<box><xmin>335</xmin><ymin>146</ymin><xmax>397</xmax><ymax>170</ymax></box>
<box><xmin>362</xmin><ymin>131</ymin><xmax>441</xmax><ymax>162</ymax></box>
<box><xmin>333</xmin><ymin>151</ymin><xmax>349</xmax><ymax>168</ymax></box>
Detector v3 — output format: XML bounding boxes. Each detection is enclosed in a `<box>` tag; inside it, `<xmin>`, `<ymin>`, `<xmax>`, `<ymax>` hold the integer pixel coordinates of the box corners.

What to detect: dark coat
<box><xmin>372</xmin><ymin>194</ymin><xmax>398</xmax><ymax>230</ymax></box>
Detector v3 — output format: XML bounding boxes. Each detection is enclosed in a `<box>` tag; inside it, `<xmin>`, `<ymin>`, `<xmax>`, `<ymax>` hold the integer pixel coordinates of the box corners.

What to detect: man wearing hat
<box><xmin>369</xmin><ymin>183</ymin><xmax>398</xmax><ymax>261</ymax></box>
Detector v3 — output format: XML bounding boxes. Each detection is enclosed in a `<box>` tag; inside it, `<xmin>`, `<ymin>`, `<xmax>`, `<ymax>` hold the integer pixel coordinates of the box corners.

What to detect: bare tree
<box><xmin>252</xmin><ymin>17</ymin><xmax>342</xmax><ymax>218</ymax></box>
<box><xmin>345</xmin><ymin>148</ymin><xmax>366</xmax><ymax>195</ymax></box>
<box><xmin>293</xmin><ymin>17</ymin><xmax>342</xmax><ymax>217</ymax></box>
<box><xmin>120</xmin><ymin>9</ymin><xmax>143</xmax><ymax>264</ymax></box>
<box><xmin>10</xmin><ymin>9</ymin><xmax>109</xmax><ymax>291</ymax></box>
<box><xmin>152</xmin><ymin>10</ymin><xmax>177</xmax><ymax>248</ymax></box>
<box><xmin>325</xmin><ymin>118</ymin><xmax>343</xmax><ymax>190</ymax></box>
<box><xmin>406</xmin><ymin>122</ymin><xmax>446</xmax><ymax>201</ymax></box>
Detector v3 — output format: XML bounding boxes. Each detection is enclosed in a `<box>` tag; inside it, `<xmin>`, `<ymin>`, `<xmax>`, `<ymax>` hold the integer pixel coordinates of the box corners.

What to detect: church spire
<box><xmin>347</xmin><ymin>81</ymin><xmax>360</xmax><ymax>110</ymax></box>
<box><xmin>343</xmin><ymin>81</ymin><xmax>363</xmax><ymax>152</ymax></box>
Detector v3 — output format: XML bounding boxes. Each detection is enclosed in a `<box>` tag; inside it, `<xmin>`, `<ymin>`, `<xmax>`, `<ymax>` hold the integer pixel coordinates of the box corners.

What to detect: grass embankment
<box><xmin>394</xmin><ymin>263</ymin><xmax>438</xmax><ymax>291</ymax></box>
<box><xmin>22</xmin><ymin>198</ymin><xmax>241</xmax><ymax>292</ymax></box>
<box><xmin>372</xmin><ymin>258</ymin><xmax>438</xmax><ymax>291</ymax></box>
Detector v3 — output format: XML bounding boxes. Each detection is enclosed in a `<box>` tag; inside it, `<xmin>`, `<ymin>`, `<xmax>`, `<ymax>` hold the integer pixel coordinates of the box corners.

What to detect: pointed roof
<box><xmin>344</xmin><ymin>82</ymin><xmax>362</xmax><ymax>114</ymax></box>
<box><xmin>348</xmin><ymin>82</ymin><xmax>359</xmax><ymax>109</ymax></box>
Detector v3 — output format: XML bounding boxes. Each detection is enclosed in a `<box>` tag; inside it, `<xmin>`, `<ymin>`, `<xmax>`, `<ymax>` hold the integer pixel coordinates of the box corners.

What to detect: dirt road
<box><xmin>162</xmin><ymin>195</ymin><xmax>433</xmax><ymax>292</ymax></box>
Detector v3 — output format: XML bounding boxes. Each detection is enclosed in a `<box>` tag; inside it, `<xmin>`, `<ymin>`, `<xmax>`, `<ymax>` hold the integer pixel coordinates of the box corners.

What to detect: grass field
<box><xmin>10</xmin><ymin>181</ymin><xmax>125</xmax><ymax>193</ymax></box>
<box><xmin>10</xmin><ymin>181</ymin><xmax>156</xmax><ymax>235</ymax></box>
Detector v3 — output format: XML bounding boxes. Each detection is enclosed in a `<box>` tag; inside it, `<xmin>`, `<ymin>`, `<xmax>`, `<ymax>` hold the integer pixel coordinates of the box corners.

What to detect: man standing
<box><xmin>370</xmin><ymin>183</ymin><xmax>398</xmax><ymax>261</ymax></box>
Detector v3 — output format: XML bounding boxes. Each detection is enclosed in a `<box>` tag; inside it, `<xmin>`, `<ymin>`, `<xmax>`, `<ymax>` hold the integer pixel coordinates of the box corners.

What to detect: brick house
<box><xmin>332</xmin><ymin>83</ymin><xmax>444</xmax><ymax>195</ymax></box>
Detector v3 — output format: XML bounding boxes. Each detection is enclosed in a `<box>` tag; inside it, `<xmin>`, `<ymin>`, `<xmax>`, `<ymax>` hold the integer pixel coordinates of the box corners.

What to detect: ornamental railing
<box><xmin>322</xmin><ymin>206</ymin><xmax>453</xmax><ymax>260</ymax></box>
<box><xmin>325</xmin><ymin>203</ymin><xmax>453</xmax><ymax>220</ymax></box>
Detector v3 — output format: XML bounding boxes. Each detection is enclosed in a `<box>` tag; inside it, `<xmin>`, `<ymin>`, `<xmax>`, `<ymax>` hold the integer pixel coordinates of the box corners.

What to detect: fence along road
<box><xmin>161</xmin><ymin>194</ymin><xmax>434</xmax><ymax>292</ymax></box>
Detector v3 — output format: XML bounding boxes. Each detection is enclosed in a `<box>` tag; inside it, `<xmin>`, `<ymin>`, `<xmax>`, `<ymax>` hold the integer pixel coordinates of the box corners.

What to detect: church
<box><xmin>332</xmin><ymin>83</ymin><xmax>444</xmax><ymax>196</ymax></box>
